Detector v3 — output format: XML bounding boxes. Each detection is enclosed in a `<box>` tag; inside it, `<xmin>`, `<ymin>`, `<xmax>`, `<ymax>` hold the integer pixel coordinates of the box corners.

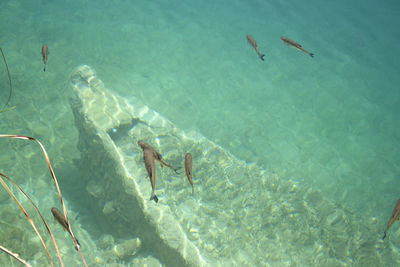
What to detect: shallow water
<box><xmin>0</xmin><ymin>0</ymin><xmax>399</xmax><ymax>266</ymax></box>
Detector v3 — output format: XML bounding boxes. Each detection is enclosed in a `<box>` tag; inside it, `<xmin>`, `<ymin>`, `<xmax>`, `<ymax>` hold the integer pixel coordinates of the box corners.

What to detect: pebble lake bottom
<box><xmin>0</xmin><ymin>0</ymin><xmax>399</xmax><ymax>266</ymax></box>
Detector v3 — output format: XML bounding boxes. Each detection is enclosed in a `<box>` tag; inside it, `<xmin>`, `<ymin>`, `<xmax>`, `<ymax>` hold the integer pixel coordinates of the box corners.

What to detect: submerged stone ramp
<box><xmin>70</xmin><ymin>65</ymin><xmax>396</xmax><ymax>266</ymax></box>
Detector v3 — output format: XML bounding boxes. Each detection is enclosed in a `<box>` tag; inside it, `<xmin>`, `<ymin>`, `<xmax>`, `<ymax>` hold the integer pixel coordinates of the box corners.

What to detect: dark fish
<box><xmin>143</xmin><ymin>148</ymin><xmax>158</xmax><ymax>202</ymax></box>
<box><xmin>185</xmin><ymin>153</ymin><xmax>194</xmax><ymax>194</ymax></box>
<box><xmin>137</xmin><ymin>140</ymin><xmax>179</xmax><ymax>174</ymax></box>
<box><xmin>246</xmin><ymin>35</ymin><xmax>265</xmax><ymax>61</ymax></box>
<box><xmin>51</xmin><ymin>207</ymin><xmax>80</xmax><ymax>247</ymax></box>
<box><xmin>280</xmin><ymin>37</ymin><xmax>314</xmax><ymax>58</ymax></box>
<box><xmin>41</xmin><ymin>44</ymin><xmax>49</xmax><ymax>72</ymax></box>
<box><xmin>383</xmin><ymin>199</ymin><xmax>400</xmax><ymax>239</ymax></box>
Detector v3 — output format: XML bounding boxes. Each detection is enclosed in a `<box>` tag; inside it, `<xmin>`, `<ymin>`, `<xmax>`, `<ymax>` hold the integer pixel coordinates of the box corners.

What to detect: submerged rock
<box><xmin>113</xmin><ymin>238</ymin><xmax>141</xmax><ymax>260</ymax></box>
<box><xmin>86</xmin><ymin>179</ymin><xmax>103</xmax><ymax>198</ymax></box>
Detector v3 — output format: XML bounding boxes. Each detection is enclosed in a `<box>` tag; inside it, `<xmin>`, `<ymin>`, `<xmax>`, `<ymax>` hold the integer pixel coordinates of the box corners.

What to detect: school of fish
<box><xmin>137</xmin><ymin>140</ymin><xmax>190</xmax><ymax>202</ymax></box>
<box><xmin>15</xmin><ymin>36</ymin><xmax>395</xmax><ymax>255</ymax></box>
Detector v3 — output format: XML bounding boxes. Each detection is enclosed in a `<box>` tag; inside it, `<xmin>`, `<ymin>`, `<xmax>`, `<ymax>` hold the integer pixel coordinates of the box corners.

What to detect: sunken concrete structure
<box><xmin>70</xmin><ymin>65</ymin><xmax>391</xmax><ymax>266</ymax></box>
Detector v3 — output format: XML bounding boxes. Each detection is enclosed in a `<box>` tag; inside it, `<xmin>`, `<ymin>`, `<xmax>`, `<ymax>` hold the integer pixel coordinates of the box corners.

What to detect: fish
<box><xmin>51</xmin><ymin>207</ymin><xmax>80</xmax><ymax>247</ymax></box>
<box><xmin>185</xmin><ymin>153</ymin><xmax>194</xmax><ymax>194</ymax></box>
<box><xmin>280</xmin><ymin>37</ymin><xmax>314</xmax><ymax>58</ymax></box>
<box><xmin>41</xmin><ymin>44</ymin><xmax>49</xmax><ymax>72</ymax></box>
<box><xmin>143</xmin><ymin>148</ymin><xmax>158</xmax><ymax>202</ymax></box>
<box><xmin>382</xmin><ymin>199</ymin><xmax>400</xmax><ymax>239</ymax></box>
<box><xmin>246</xmin><ymin>35</ymin><xmax>265</xmax><ymax>61</ymax></box>
<box><xmin>137</xmin><ymin>140</ymin><xmax>180</xmax><ymax>174</ymax></box>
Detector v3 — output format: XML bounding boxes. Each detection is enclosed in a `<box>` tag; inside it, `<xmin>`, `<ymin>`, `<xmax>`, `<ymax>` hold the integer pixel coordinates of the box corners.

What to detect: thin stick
<box><xmin>0</xmin><ymin>245</ymin><xmax>32</xmax><ymax>267</ymax></box>
<box><xmin>0</xmin><ymin>172</ymin><xmax>64</xmax><ymax>267</ymax></box>
<box><xmin>0</xmin><ymin>48</ymin><xmax>12</xmax><ymax>111</ymax></box>
<box><xmin>0</xmin><ymin>175</ymin><xmax>54</xmax><ymax>267</ymax></box>
<box><xmin>0</xmin><ymin>135</ymin><xmax>88</xmax><ymax>267</ymax></box>
<box><xmin>0</xmin><ymin>105</ymin><xmax>16</xmax><ymax>113</ymax></box>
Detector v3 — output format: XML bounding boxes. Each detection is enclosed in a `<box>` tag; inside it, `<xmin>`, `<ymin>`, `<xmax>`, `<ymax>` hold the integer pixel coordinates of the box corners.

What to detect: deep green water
<box><xmin>1</xmin><ymin>0</ymin><xmax>399</xmax><ymax>266</ymax></box>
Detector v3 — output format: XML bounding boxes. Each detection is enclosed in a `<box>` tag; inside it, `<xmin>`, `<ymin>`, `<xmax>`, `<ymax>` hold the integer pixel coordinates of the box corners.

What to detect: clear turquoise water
<box><xmin>1</xmin><ymin>0</ymin><xmax>399</xmax><ymax>266</ymax></box>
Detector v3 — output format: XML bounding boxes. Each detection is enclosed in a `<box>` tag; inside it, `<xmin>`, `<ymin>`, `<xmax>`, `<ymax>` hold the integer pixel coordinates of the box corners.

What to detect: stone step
<box><xmin>70</xmin><ymin>65</ymin><xmax>396</xmax><ymax>266</ymax></box>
